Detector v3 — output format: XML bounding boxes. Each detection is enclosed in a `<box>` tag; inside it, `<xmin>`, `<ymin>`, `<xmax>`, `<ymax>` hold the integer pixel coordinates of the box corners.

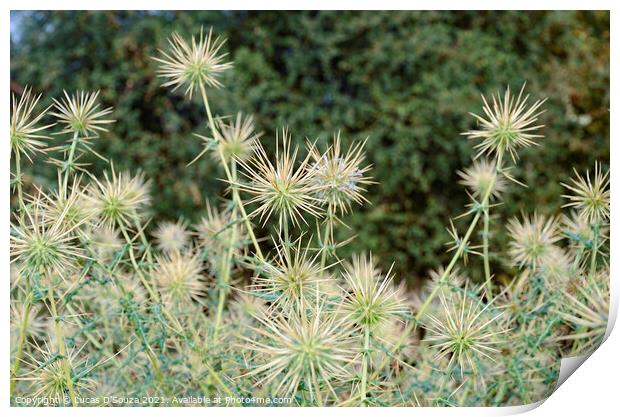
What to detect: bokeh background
<box><xmin>10</xmin><ymin>10</ymin><xmax>610</xmax><ymax>285</ymax></box>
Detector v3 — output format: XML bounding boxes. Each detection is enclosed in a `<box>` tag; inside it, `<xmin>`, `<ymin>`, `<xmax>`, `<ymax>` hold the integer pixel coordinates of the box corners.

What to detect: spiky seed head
<box><xmin>308</xmin><ymin>132</ymin><xmax>373</xmax><ymax>214</ymax></box>
<box><xmin>561</xmin><ymin>162</ymin><xmax>610</xmax><ymax>224</ymax></box>
<box><xmin>539</xmin><ymin>246</ymin><xmax>572</xmax><ymax>286</ymax></box>
<box><xmin>11</xmin><ymin>301</ymin><xmax>47</xmax><ymax>341</ymax></box>
<box><xmin>228</xmin><ymin>291</ymin><xmax>268</xmax><ymax>325</ymax></box>
<box><xmin>423</xmin><ymin>266</ymin><xmax>467</xmax><ymax>296</ymax></box>
<box><xmin>42</xmin><ymin>174</ymin><xmax>96</xmax><ymax>233</ymax></box>
<box><xmin>86</xmin><ymin>169</ymin><xmax>151</xmax><ymax>227</ymax></box>
<box><xmin>507</xmin><ymin>213</ymin><xmax>561</xmax><ymax>269</ymax></box>
<box><xmin>462</xmin><ymin>83</ymin><xmax>547</xmax><ymax>163</ymax></box>
<box><xmin>11</xmin><ymin>191</ymin><xmax>87</xmax><ymax>281</ymax></box>
<box><xmin>457</xmin><ymin>159</ymin><xmax>507</xmax><ymax>201</ymax></box>
<box><xmin>193</xmin><ymin>202</ymin><xmax>244</xmax><ymax>254</ymax></box>
<box><xmin>341</xmin><ymin>253</ymin><xmax>407</xmax><ymax>328</ymax></box>
<box><xmin>153</xmin><ymin>250</ymin><xmax>205</xmax><ymax>308</ymax></box>
<box><xmin>50</xmin><ymin>90</ymin><xmax>114</xmax><ymax>136</ymax></box>
<box><xmin>252</xmin><ymin>236</ymin><xmax>325</xmax><ymax>311</ymax></box>
<box><xmin>425</xmin><ymin>286</ymin><xmax>507</xmax><ymax>376</ymax></box>
<box><xmin>214</xmin><ymin>112</ymin><xmax>262</xmax><ymax>163</ymax></box>
<box><xmin>20</xmin><ymin>341</ymin><xmax>94</xmax><ymax>402</ymax></box>
<box><xmin>152</xmin><ymin>220</ymin><xmax>190</xmax><ymax>253</ymax></box>
<box><xmin>238</xmin><ymin>128</ymin><xmax>323</xmax><ymax>228</ymax></box>
<box><xmin>85</xmin><ymin>224</ymin><xmax>123</xmax><ymax>263</ymax></box>
<box><xmin>243</xmin><ymin>306</ymin><xmax>356</xmax><ymax>400</ymax></box>
<box><xmin>10</xmin><ymin>86</ymin><xmax>54</xmax><ymax>161</ymax></box>
<box><xmin>153</xmin><ymin>27</ymin><xmax>233</xmax><ymax>98</ymax></box>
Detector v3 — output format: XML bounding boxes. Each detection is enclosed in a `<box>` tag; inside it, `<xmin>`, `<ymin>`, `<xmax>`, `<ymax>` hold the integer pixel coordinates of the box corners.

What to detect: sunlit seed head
<box><xmin>10</xmin><ymin>86</ymin><xmax>54</xmax><ymax>161</ymax></box>
<box><xmin>341</xmin><ymin>253</ymin><xmax>407</xmax><ymax>328</ymax></box>
<box><xmin>11</xmin><ymin>191</ymin><xmax>87</xmax><ymax>281</ymax></box>
<box><xmin>252</xmin><ymin>236</ymin><xmax>325</xmax><ymax>311</ymax></box>
<box><xmin>50</xmin><ymin>90</ymin><xmax>114</xmax><ymax>136</ymax></box>
<box><xmin>457</xmin><ymin>159</ymin><xmax>507</xmax><ymax>201</ymax></box>
<box><xmin>561</xmin><ymin>162</ymin><xmax>610</xmax><ymax>224</ymax></box>
<box><xmin>193</xmin><ymin>202</ymin><xmax>244</xmax><ymax>255</ymax></box>
<box><xmin>462</xmin><ymin>83</ymin><xmax>546</xmax><ymax>163</ymax></box>
<box><xmin>243</xmin><ymin>306</ymin><xmax>356</xmax><ymax>400</ymax></box>
<box><xmin>425</xmin><ymin>286</ymin><xmax>507</xmax><ymax>376</ymax></box>
<box><xmin>86</xmin><ymin>168</ymin><xmax>151</xmax><ymax>227</ymax></box>
<box><xmin>152</xmin><ymin>220</ymin><xmax>190</xmax><ymax>253</ymax></box>
<box><xmin>214</xmin><ymin>112</ymin><xmax>262</xmax><ymax>163</ymax></box>
<box><xmin>507</xmin><ymin>213</ymin><xmax>561</xmax><ymax>269</ymax></box>
<box><xmin>308</xmin><ymin>132</ymin><xmax>373</xmax><ymax>214</ymax></box>
<box><xmin>238</xmin><ymin>128</ymin><xmax>323</xmax><ymax>228</ymax></box>
<box><xmin>153</xmin><ymin>250</ymin><xmax>205</xmax><ymax>308</ymax></box>
<box><xmin>153</xmin><ymin>27</ymin><xmax>233</xmax><ymax>98</ymax></box>
<box><xmin>11</xmin><ymin>300</ymin><xmax>47</xmax><ymax>341</ymax></box>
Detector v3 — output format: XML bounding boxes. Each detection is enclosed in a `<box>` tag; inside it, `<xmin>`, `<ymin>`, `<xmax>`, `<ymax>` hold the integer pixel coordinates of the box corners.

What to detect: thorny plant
<box><xmin>10</xmin><ymin>28</ymin><xmax>610</xmax><ymax>407</ymax></box>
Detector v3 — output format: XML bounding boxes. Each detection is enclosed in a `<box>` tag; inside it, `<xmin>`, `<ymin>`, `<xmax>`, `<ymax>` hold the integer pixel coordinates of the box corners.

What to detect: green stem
<box><xmin>10</xmin><ymin>290</ymin><xmax>32</xmax><ymax>396</ymax></box>
<box><xmin>360</xmin><ymin>326</ymin><xmax>370</xmax><ymax>406</ymax></box>
<box><xmin>48</xmin><ymin>289</ymin><xmax>78</xmax><ymax>407</ymax></box>
<box><xmin>14</xmin><ymin>151</ymin><xmax>26</xmax><ymax>214</ymax></box>
<box><xmin>63</xmin><ymin>131</ymin><xmax>80</xmax><ymax>191</ymax></box>
<box><xmin>198</xmin><ymin>83</ymin><xmax>264</xmax><ymax>260</ymax></box>
<box><xmin>588</xmin><ymin>224</ymin><xmax>600</xmax><ymax>283</ymax></box>
<box><xmin>482</xmin><ymin>206</ymin><xmax>492</xmax><ymax>297</ymax></box>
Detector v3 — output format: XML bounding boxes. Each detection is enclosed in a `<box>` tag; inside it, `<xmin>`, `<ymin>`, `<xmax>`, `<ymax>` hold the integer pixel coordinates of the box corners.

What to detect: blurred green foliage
<box><xmin>10</xmin><ymin>11</ymin><xmax>609</xmax><ymax>284</ymax></box>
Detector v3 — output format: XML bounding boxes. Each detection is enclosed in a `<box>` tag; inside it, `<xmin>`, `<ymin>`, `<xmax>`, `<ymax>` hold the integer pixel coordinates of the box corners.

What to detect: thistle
<box><xmin>238</xmin><ymin>129</ymin><xmax>323</xmax><ymax>228</ymax></box>
<box><xmin>507</xmin><ymin>213</ymin><xmax>561</xmax><ymax>269</ymax></box>
<box><xmin>308</xmin><ymin>133</ymin><xmax>373</xmax><ymax>214</ymax></box>
<box><xmin>10</xmin><ymin>86</ymin><xmax>54</xmax><ymax>161</ymax></box>
<box><xmin>425</xmin><ymin>285</ymin><xmax>507</xmax><ymax>376</ymax></box>
<box><xmin>51</xmin><ymin>90</ymin><xmax>114</xmax><ymax>137</ymax></box>
<box><xmin>243</xmin><ymin>306</ymin><xmax>356</xmax><ymax>401</ymax></box>
<box><xmin>252</xmin><ymin>236</ymin><xmax>325</xmax><ymax>311</ymax></box>
<box><xmin>10</xmin><ymin>191</ymin><xmax>88</xmax><ymax>281</ymax></box>
<box><xmin>562</xmin><ymin>162</ymin><xmax>610</xmax><ymax>224</ymax></box>
<box><xmin>341</xmin><ymin>253</ymin><xmax>407</xmax><ymax>329</ymax></box>
<box><xmin>152</xmin><ymin>220</ymin><xmax>190</xmax><ymax>253</ymax></box>
<box><xmin>153</xmin><ymin>27</ymin><xmax>233</xmax><ymax>98</ymax></box>
<box><xmin>463</xmin><ymin>84</ymin><xmax>547</xmax><ymax>162</ymax></box>
<box><xmin>86</xmin><ymin>168</ymin><xmax>151</xmax><ymax>228</ymax></box>
<box><xmin>457</xmin><ymin>159</ymin><xmax>507</xmax><ymax>201</ymax></box>
<box><xmin>153</xmin><ymin>249</ymin><xmax>206</xmax><ymax>308</ymax></box>
<box><xmin>214</xmin><ymin>112</ymin><xmax>262</xmax><ymax>163</ymax></box>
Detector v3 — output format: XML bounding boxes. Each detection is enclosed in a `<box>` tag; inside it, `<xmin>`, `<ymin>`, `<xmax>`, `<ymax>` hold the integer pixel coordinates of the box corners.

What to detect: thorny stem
<box><xmin>13</xmin><ymin>151</ymin><xmax>26</xmax><ymax>214</ymax></box>
<box><xmin>10</xmin><ymin>289</ymin><xmax>32</xmax><ymax>396</ymax></box>
<box><xmin>198</xmin><ymin>83</ymin><xmax>264</xmax><ymax>260</ymax></box>
<box><xmin>48</xmin><ymin>289</ymin><xmax>78</xmax><ymax>407</ymax></box>
<box><xmin>318</xmin><ymin>202</ymin><xmax>334</xmax><ymax>304</ymax></box>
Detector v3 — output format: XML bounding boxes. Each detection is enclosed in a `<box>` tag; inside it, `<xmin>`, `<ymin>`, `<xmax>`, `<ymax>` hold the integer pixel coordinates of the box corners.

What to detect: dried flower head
<box><xmin>215</xmin><ymin>112</ymin><xmax>262</xmax><ymax>163</ymax></box>
<box><xmin>153</xmin><ymin>27</ymin><xmax>233</xmax><ymax>98</ymax></box>
<box><xmin>152</xmin><ymin>220</ymin><xmax>190</xmax><ymax>253</ymax></box>
<box><xmin>341</xmin><ymin>253</ymin><xmax>407</xmax><ymax>328</ymax></box>
<box><xmin>539</xmin><ymin>246</ymin><xmax>572</xmax><ymax>286</ymax></box>
<box><xmin>86</xmin><ymin>169</ymin><xmax>151</xmax><ymax>227</ymax></box>
<box><xmin>42</xmin><ymin>174</ymin><xmax>96</xmax><ymax>233</ymax></box>
<box><xmin>153</xmin><ymin>250</ymin><xmax>205</xmax><ymax>308</ymax></box>
<box><xmin>10</xmin><ymin>86</ymin><xmax>54</xmax><ymax>161</ymax></box>
<box><xmin>11</xmin><ymin>191</ymin><xmax>87</xmax><ymax>281</ymax></box>
<box><xmin>238</xmin><ymin>129</ymin><xmax>322</xmax><ymax>228</ymax></box>
<box><xmin>51</xmin><ymin>90</ymin><xmax>114</xmax><ymax>136</ymax></box>
<box><xmin>253</xmin><ymin>236</ymin><xmax>325</xmax><ymax>311</ymax></box>
<box><xmin>193</xmin><ymin>202</ymin><xmax>244</xmax><ymax>255</ymax></box>
<box><xmin>507</xmin><ymin>213</ymin><xmax>561</xmax><ymax>269</ymax></box>
<box><xmin>243</xmin><ymin>306</ymin><xmax>355</xmax><ymax>400</ymax></box>
<box><xmin>463</xmin><ymin>84</ymin><xmax>546</xmax><ymax>163</ymax></box>
<box><xmin>457</xmin><ymin>159</ymin><xmax>507</xmax><ymax>201</ymax></box>
<box><xmin>308</xmin><ymin>133</ymin><xmax>372</xmax><ymax>214</ymax></box>
<box><xmin>425</xmin><ymin>286</ymin><xmax>507</xmax><ymax>376</ymax></box>
<box><xmin>562</xmin><ymin>162</ymin><xmax>610</xmax><ymax>224</ymax></box>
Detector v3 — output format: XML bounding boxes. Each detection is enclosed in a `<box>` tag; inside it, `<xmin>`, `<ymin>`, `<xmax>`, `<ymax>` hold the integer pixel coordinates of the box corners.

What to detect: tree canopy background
<box><xmin>10</xmin><ymin>10</ymin><xmax>610</xmax><ymax>285</ymax></box>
